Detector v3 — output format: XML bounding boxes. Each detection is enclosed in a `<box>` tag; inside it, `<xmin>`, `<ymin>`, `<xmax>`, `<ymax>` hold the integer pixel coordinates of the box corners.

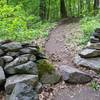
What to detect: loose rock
<box><xmin>86</xmin><ymin>42</ymin><xmax>100</xmax><ymax>50</ymax></box>
<box><xmin>59</xmin><ymin>65</ymin><xmax>92</xmax><ymax>84</ymax></box>
<box><xmin>79</xmin><ymin>48</ymin><xmax>100</xmax><ymax>58</ymax></box>
<box><xmin>74</xmin><ymin>55</ymin><xmax>100</xmax><ymax>72</ymax></box>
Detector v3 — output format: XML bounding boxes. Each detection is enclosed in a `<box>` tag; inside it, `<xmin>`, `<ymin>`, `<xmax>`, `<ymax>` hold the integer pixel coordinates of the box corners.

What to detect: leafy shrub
<box><xmin>0</xmin><ymin>1</ymin><xmax>55</xmax><ymax>42</ymax></box>
<box><xmin>79</xmin><ymin>14</ymin><xmax>100</xmax><ymax>45</ymax></box>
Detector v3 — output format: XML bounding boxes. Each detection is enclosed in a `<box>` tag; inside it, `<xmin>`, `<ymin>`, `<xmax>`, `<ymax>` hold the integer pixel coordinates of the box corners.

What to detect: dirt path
<box><xmin>44</xmin><ymin>20</ymin><xmax>100</xmax><ymax>100</ymax></box>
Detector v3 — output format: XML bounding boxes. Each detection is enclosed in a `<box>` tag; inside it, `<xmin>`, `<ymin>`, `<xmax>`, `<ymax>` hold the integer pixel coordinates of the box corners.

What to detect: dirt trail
<box><xmin>44</xmin><ymin>19</ymin><xmax>100</xmax><ymax>100</ymax></box>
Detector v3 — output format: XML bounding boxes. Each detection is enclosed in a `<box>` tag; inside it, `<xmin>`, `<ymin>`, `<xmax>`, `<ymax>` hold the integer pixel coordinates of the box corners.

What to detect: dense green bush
<box><xmin>80</xmin><ymin>14</ymin><xmax>100</xmax><ymax>45</ymax></box>
<box><xmin>0</xmin><ymin>0</ymin><xmax>55</xmax><ymax>42</ymax></box>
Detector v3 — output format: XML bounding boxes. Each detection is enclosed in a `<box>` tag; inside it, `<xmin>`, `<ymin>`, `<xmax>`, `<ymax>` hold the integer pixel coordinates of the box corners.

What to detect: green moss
<box><xmin>37</xmin><ymin>59</ymin><xmax>54</xmax><ymax>78</ymax></box>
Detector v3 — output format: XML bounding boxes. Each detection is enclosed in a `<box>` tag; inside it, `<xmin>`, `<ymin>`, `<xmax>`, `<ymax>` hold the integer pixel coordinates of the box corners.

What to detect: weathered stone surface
<box><xmin>59</xmin><ymin>65</ymin><xmax>92</xmax><ymax>84</ymax></box>
<box><xmin>0</xmin><ymin>58</ymin><xmax>4</xmax><ymax>67</ymax></box>
<box><xmin>0</xmin><ymin>49</ymin><xmax>4</xmax><ymax>56</ymax></box>
<box><xmin>74</xmin><ymin>55</ymin><xmax>100</xmax><ymax>72</ymax></box>
<box><xmin>0</xmin><ymin>66</ymin><xmax>5</xmax><ymax>85</ymax></box>
<box><xmin>6</xmin><ymin>51</ymin><xmax>20</xmax><ymax>58</ymax></box>
<box><xmin>5</xmin><ymin>55</ymin><xmax>29</xmax><ymax>69</ymax></box>
<box><xmin>5</xmin><ymin>74</ymin><xmax>38</xmax><ymax>94</ymax></box>
<box><xmin>2</xmin><ymin>56</ymin><xmax>13</xmax><ymax>63</ymax></box>
<box><xmin>0</xmin><ymin>40</ymin><xmax>12</xmax><ymax>45</ymax></box>
<box><xmin>90</xmin><ymin>36</ymin><xmax>100</xmax><ymax>43</ymax></box>
<box><xmin>40</xmin><ymin>71</ymin><xmax>61</xmax><ymax>84</ymax></box>
<box><xmin>93</xmin><ymin>32</ymin><xmax>100</xmax><ymax>39</ymax></box>
<box><xmin>86</xmin><ymin>42</ymin><xmax>100</xmax><ymax>50</ymax></box>
<box><xmin>1</xmin><ymin>42</ymin><xmax>22</xmax><ymax>51</ymax></box>
<box><xmin>20</xmin><ymin>48</ymin><xmax>32</xmax><ymax>54</ymax></box>
<box><xmin>5</xmin><ymin>61</ymin><xmax>38</xmax><ymax>75</ymax></box>
<box><xmin>79</xmin><ymin>48</ymin><xmax>100</xmax><ymax>58</ymax></box>
<box><xmin>6</xmin><ymin>83</ymin><xmax>39</xmax><ymax>100</ymax></box>
<box><xmin>95</xmin><ymin>28</ymin><xmax>100</xmax><ymax>33</ymax></box>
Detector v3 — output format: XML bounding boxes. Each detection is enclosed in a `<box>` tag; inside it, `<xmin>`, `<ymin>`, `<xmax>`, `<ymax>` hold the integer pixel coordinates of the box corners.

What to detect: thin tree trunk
<box><xmin>39</xmin><ymin>0</ymin><xmax>46</xmax><ymax>20</ymax></box>
<box><xmin>94</xmin><ymin>0</ymin><xmax>99</xmax><ymax>15</ymax></box>
<box><xmin>60</xmin><ymin>0</ymin><xmax>67</xmax><ymax>18</ymax></box>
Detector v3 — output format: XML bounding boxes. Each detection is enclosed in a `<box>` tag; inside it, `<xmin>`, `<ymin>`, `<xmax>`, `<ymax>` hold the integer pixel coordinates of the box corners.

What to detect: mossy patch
<box><xmin>37</xmin><ymin>59</ymin><xmax>54</xmax><ymax>78</ymax></box>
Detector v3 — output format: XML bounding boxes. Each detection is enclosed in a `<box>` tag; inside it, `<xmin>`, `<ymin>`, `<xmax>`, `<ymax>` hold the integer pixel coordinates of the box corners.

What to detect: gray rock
<box><xmin>6</xmin><ymin>51</ymin><xmax>20</xmax><ymax>58</ymax></box>
<box><xmin>20</xmin><ymin>48</ymin><xmax>32</xmax><ymax>54</ymax></box>
<box><xmin>6</xmin><ymin>83</ymin><xmax>39</xmax><ymax>100</ymax></box>
<box><xmin>93</xmin><ymin>32</ymin><xmax>100</xmax><ymax>39</ymax></box>
<box><xmin>86</xmin><ymin>42</ymin><xmax>100</xmax><ymax>50</ymax></box>
<box><xmin>79</xmin><ymin>48</ymin><xmax>100</xmax><ymax>58</ymax></box>
<box><xmin>35</xmin><ymin>82</ymin><xmax>42</xmax><ymax>93</ymax></box>
<box><xmin>0</xmin><ymin>49</ymin><xmax>4</xmax><ymax>56</ymax></box>
<box><xmin>74</xmin><ymin>55</ymin><xmax>100</xmax><ymax>72</ymax></box>
<box><xmin>2</xmin><ymin>56</ymin><xmax>13</xmax><ymax>63</ymax></box>
<box><xmin>5</xmin><ymin>54</ymin><xmax>29</xmax><ymax>69</ymax></box>
<box><xmin>1</xmin><ymin>42</ymin><xmax>22</xmax><ymax>51</ymax></box>
<box><xmin>5</xmin><ymin>74</ymin><xmax>38</xmax><ymax>94</ymax></box>
<box><xmin>0</xmin><ymin>66</ymin><xmax>5</xmax><ymax>85</ymax></box>
<box><xmin>95</xmin><ymin>28</ymin><xmax>100</xmax><ymax>33</ymax></box>
<box><xmin>40</xmin><ymin>71</ymin><xmax>61</xmax><ymax>84</ymax></box>
<box><xmin>0</xmin><ymin>40</ymin><xmax>12</xmax><ymax>44</ymax></box>
<box><xmin>59</xmin><ymin>65</ymin><xmax>92</xmax><ymax>84</ymax></box>
<box><xmin>90</xmin><ymin>36</ymin><xmax>100</xmax><ymax>43</ymax></box>
<box><xmin>0</xmin><ymin>58</ymin><xmax>4</xmax><ymax>67</ymax></box>
<box><xmin>5</xmin><ymin>61</ymin><xmax>38</xmax><ymax>75</ymax></box>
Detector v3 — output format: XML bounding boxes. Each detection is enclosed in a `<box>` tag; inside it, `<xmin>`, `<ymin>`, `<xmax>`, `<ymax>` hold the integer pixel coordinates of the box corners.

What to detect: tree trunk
<box><xmin>94</xmin><ymin>0</ymin><xmax>99</xmax><ymax>15</ymax></box>
<box><xmin>39</xmin><ymin>0</ymin><xmax>46</xmax><ymax>20</ymax></box>
<box><xmin>60</xmin><ymin>0</ymin><xmax>67</xmax><ymax>18</ymax></box>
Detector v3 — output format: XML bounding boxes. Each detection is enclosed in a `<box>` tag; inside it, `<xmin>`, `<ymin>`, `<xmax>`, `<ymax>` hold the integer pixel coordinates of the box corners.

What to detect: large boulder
<box><xmin>0</xmin><ymin>66</ymin><xmax>5</xmax><ymax>85</ymax></box>
<box><xmin>6</xmin><ymin>83</ymin><xmax>39</xmax><ymax>100</ymax></box>
<box><xmin>1</xmin><ymin>42</ymin><xmax>22</xmax><ymax>51</ymax></box>
<box><xmin>4</xmin><ymin>61</ymin><xmax>38</xmax><ymax>75</ymax></box>
<box><xmin>86</xmin><ymin>42</ymin><xmax>100</xmax><ymax>50</ymax></box>
<box><xmin>74</xmin><ymin>55</ymin><xmax>100</xmax><ymax>72</ymax></box>
<box><xmin>5</xmin><ymin>74</ymin><xmax>38</xmax><ymax>95</ymax></box>
<box><xmin>40</xmin><ymin>70</ymin><xmax>61</xmax><ymax>84</ymax></box>
<box><xmin>79</xmin><ymin>48</ymin><xmax>100</xmax><ymax>58</ymax></box>
<box><xmin>59</xmin><ymin>65</ymin><xmax>92</xmax><ymax>84</ymax></box>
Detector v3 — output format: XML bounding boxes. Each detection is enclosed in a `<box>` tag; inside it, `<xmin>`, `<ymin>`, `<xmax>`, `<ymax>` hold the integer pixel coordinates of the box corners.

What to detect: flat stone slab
<box><xmin>79</xmin><ymin>48</ymin><xmax>100</xmax><ymax>58</ymax></box>
<box><xmin>59</xmin><ymin>65</ymin><xmax>92</xmax><ymax>84</ymax></box>
<box><xmin>86</xmin><ymin>42</ymin><xmax>100</xmax><ymax>50</ymax></box>
<box><xmin>74</xmin><ymin>55</ymin><xmax>100</xmax><ymax>72</ymax></box>
<box><xmin>53</xmin><ymin>86</ymin><xmax>100</xmax><ymax>100</ymax></box>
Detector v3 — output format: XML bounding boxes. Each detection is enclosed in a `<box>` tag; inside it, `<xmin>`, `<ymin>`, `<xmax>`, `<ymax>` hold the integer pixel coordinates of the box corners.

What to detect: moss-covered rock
<box><xmin>37</xmin><ymin>59</ymin><xmax>54</xmax><ymax>78</ymax></box>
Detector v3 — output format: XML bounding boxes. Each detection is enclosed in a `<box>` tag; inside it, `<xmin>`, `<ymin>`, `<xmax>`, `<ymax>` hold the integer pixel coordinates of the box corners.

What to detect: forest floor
<box><xmin>41</xmin><ymin>19</ymin><xmax>100</xmax><ymax>100</ymax></box>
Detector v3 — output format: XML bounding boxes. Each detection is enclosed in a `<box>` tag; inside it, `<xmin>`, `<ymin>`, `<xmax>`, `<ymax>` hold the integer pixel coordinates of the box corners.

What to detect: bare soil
<box><xmin>41</xmin><ymin>19</ymin><xmax>100</xmax><ymax>100</ymax></box>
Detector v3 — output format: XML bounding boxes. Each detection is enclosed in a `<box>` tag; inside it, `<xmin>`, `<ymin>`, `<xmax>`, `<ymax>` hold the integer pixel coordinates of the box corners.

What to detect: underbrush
<box><xmin>79</xmin><ymin>14</ymin><xmax>100</xmax><ymax>46</ymax></box>
<box><xmin>0</xmin><ymin>2</ymin><xmax>55</xmax><ymax>42</ymax></box>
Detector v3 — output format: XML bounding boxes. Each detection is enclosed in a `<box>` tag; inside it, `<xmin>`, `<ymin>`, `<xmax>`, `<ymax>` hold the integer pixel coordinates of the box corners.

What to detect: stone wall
<box><xmin>0</xmin><ymin>40</ymin><xmax>60</xmax><ymax>100</ymax></box>
<box><xmin>74</xmin><ymin>28</ymin><xmax>100</xmax><ymax>72</ymax></box>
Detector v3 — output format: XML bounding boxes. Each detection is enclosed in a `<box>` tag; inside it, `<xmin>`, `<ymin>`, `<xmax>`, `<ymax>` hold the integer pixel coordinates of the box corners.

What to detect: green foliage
<box><xmin>37</xmin><ymin>59</ymin><xmax>54</xmax><ymax>78</ymax></box>
<box><xmin>90</xmin><ymin>81</ymin><xmax>100</xmax><ymax>91</ymax></box>
<box><xmin>79</xmin><ymin>14</ymin><xmax>100</xmax><ymax>45</ymax></box>
<box><xmin>0</xmin><ymin>0</ymin><xmax>55</xmax><ymax>42</ymax></box>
